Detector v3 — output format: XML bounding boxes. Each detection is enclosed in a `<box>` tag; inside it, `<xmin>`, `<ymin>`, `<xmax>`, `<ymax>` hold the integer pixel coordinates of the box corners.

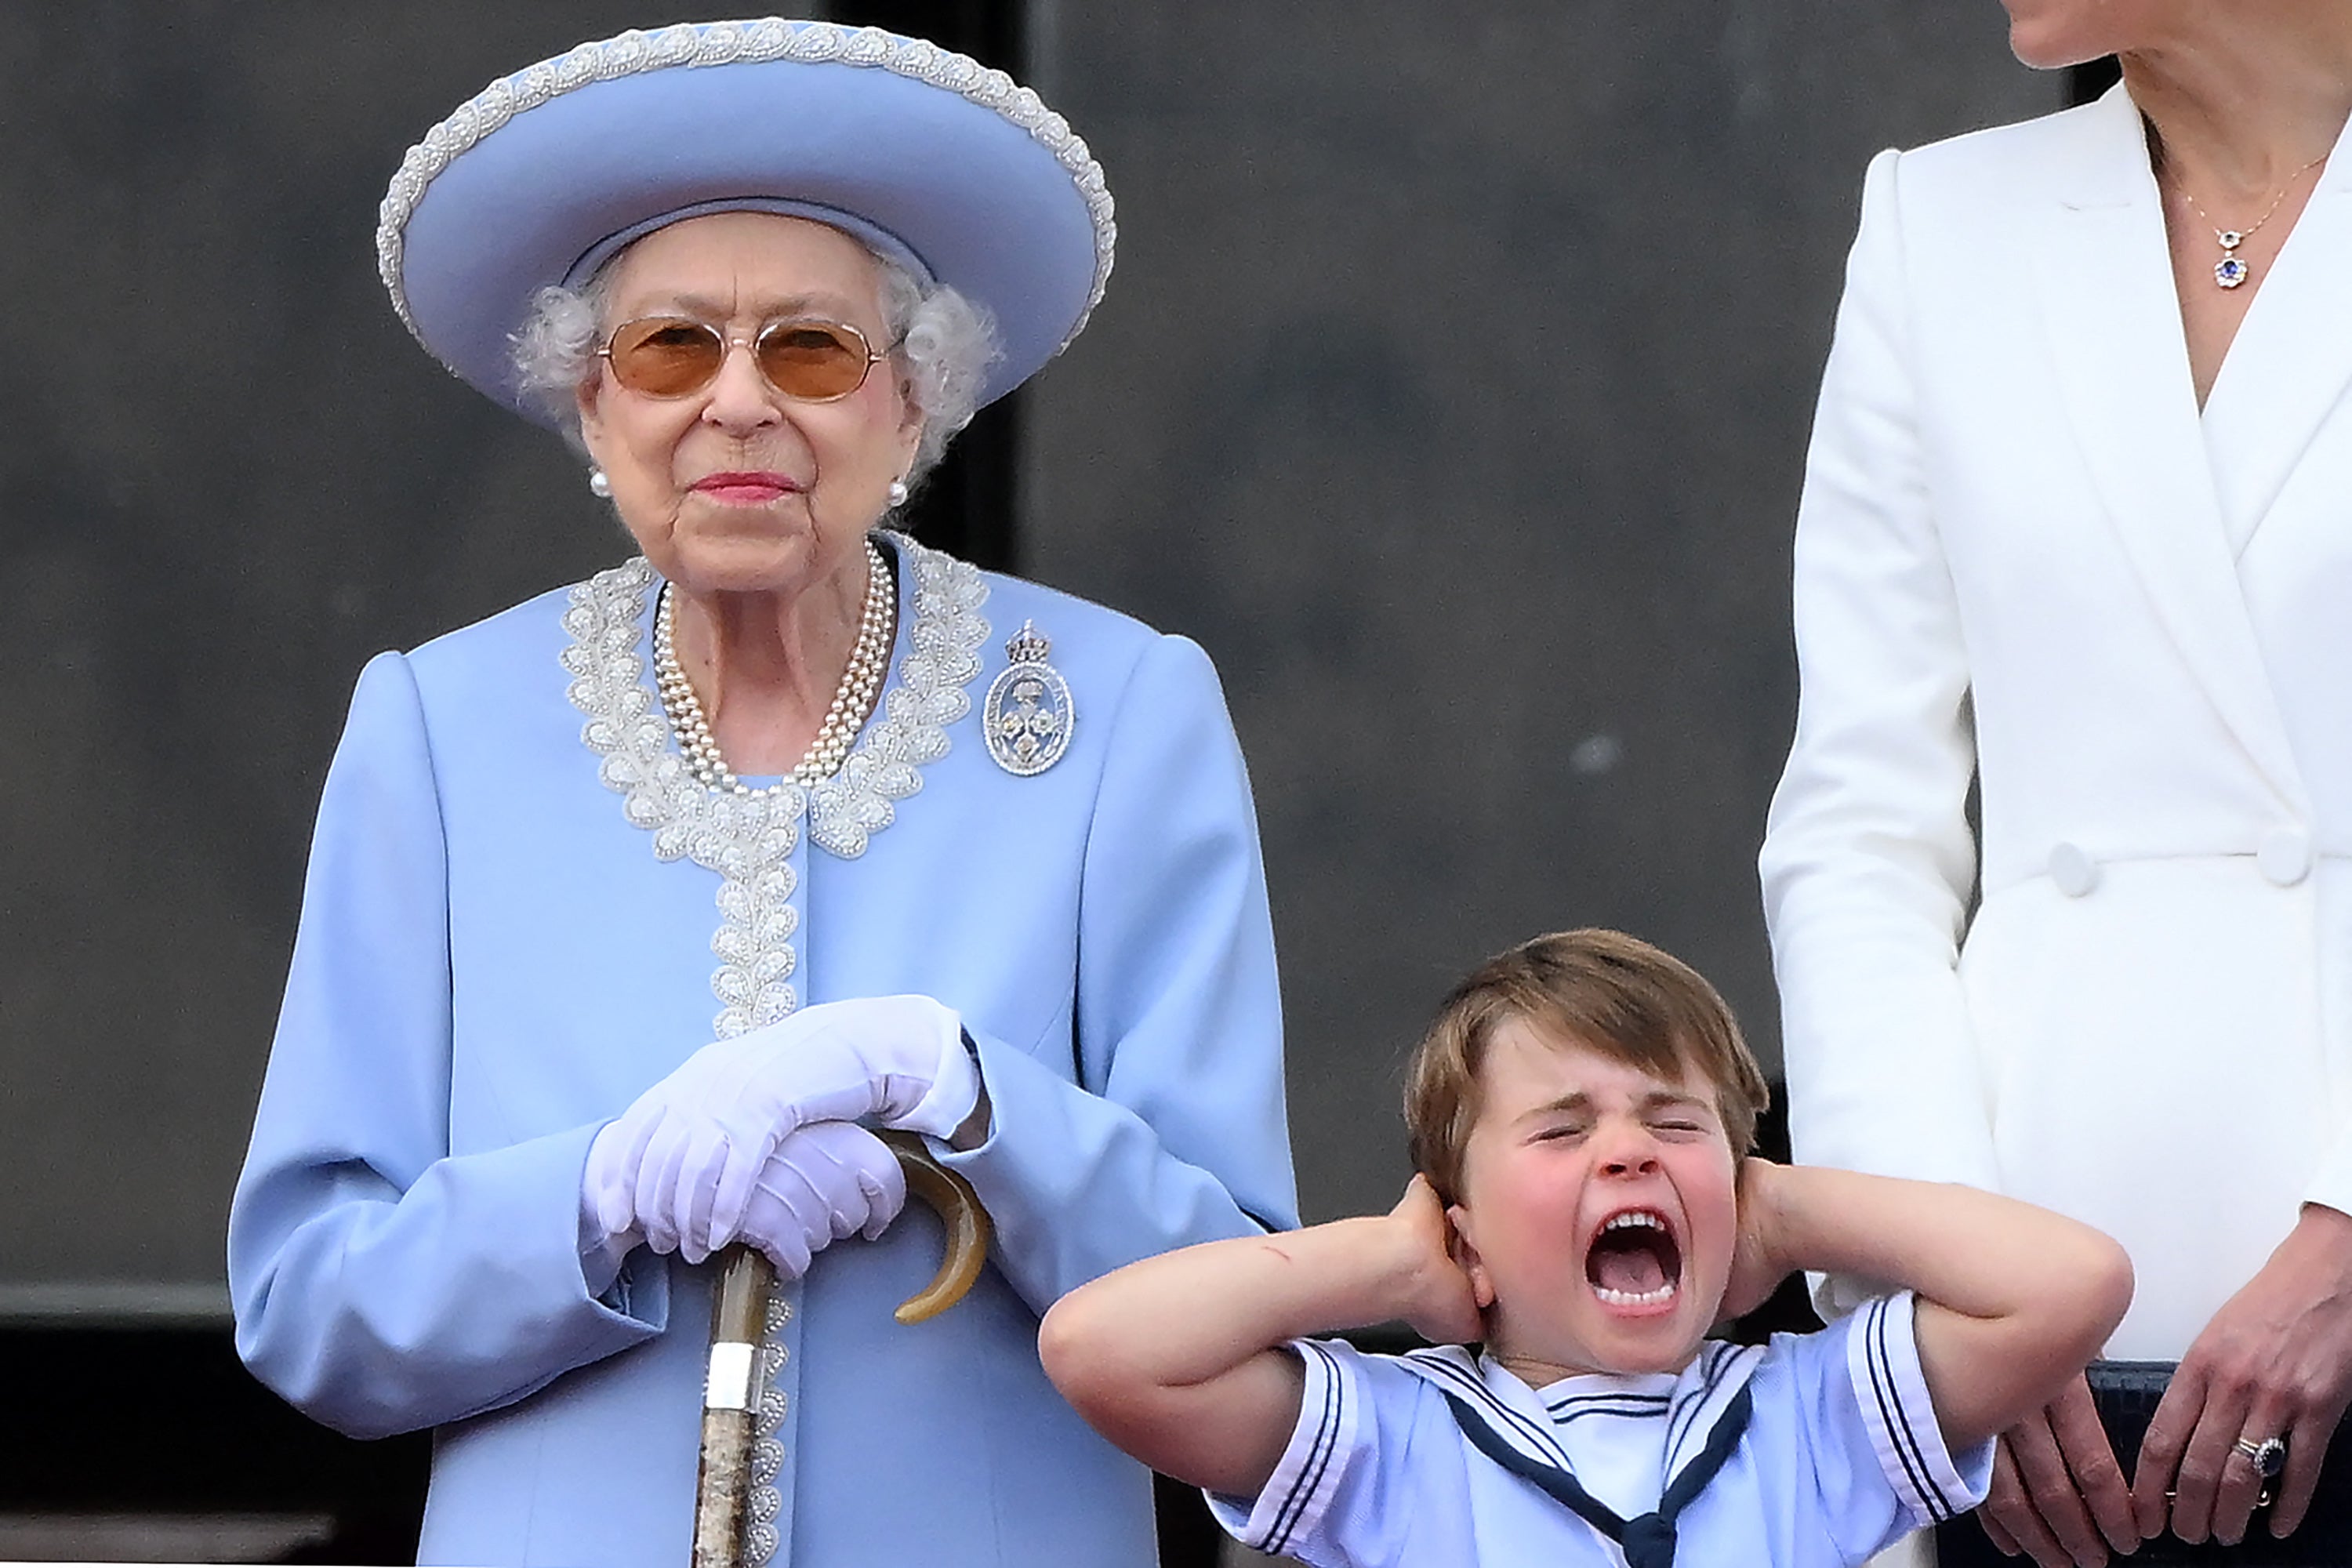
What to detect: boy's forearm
<box><xmin>1759</xmin><ymin>1163</ymin><xmax>2116</xmax><ymax>1325</ymax></box>
<box><xmin>1755</xmin><ymin>1163</ymin><xmax>2133</xmax><ymax>1448</ymax></box>
<box><xmin>1044</xmin><ymin>1214</ymin><xmax>1429</xmax><ymax>1389</ymax></box>
<box><xmin>1759</xmin><ymin>1171</ymin><xmax>2089</xmax><ymax>1316</ymax></box>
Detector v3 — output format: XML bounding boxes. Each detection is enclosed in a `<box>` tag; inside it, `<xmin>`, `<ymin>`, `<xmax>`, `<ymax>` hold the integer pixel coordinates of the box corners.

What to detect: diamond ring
<box><xmin>2233</xmin><ymin>1434</ymin><xmax>2288</xmax><ymax>1480</ymax></box>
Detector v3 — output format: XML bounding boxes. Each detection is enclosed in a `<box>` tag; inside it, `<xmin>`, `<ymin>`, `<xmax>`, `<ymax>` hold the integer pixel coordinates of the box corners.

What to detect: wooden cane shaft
<box><xmin>691</xmin><ymin>1406</ymin><xmax>757</xmax><ymax>1568</ymax></box>
<box><xmin>687</xmin><ymin>1140</ymin><xmax>992</xmax><ymax>1564</ymax></box>
<box><xmin>691</xmin><ymin>1247</ymin><xmax>775</xmax><ymax>1568</ymax></box>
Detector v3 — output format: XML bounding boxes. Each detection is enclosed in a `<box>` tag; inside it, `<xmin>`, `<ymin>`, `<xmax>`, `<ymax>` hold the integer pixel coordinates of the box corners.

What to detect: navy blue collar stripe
<box><xmin>1402</xmin><ymin>1350</ymin><xmax>1566</xmax><ymax>1461</ymax></box>
<box><xmin>1265</xmin><ymin>1340</ymin><xmax>1346</xmax><ymax>1556</ymax></box>
<box><xmin>1663</xmin><ymin>1345</ymin><xmax>1727</xmax><ymax>1464</ymax></box>
<box><xmin>1551</xmin><ymin>1402</ymin><xmax>1673</xmax><ymax>1425</ymax></box>
<box><xmin>1547</xmin><ymin>1392</ymin><xmax>1672</xmax><ymax>1413</ymax></box>
<box><xmin>1444</xmin><ymin>1383</ymin><xmax>1757</xmax><ymax>1568</ymax></box>
<box><xmin>1861</xmin><ymin>1298</ymin><xmax>1955</xmax><ymax>1523</ymax></box>
<box><xmin>1664</xmin><ymin>1342</ymin><xmax>1761</xmax><ymax>1475</ymax></box>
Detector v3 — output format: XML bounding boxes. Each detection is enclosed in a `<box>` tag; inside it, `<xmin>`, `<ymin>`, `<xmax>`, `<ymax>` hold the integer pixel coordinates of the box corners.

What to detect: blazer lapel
<box><xmin>2200</xmin><ymin>113</ymin><xmax>2352</xmax><ymax>553</ymax></box>
<box><xmin>2033</xmin><ymin>85</ymin><xmax>2309</xmax><ymax>807</ymax></box>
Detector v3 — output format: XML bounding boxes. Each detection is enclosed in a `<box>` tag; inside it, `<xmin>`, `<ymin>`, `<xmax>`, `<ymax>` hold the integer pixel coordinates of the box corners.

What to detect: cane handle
<box><xmin>879</xmin><ymin>1130</ymin><xmax>993</xmax><ymax>1324</ymax></box>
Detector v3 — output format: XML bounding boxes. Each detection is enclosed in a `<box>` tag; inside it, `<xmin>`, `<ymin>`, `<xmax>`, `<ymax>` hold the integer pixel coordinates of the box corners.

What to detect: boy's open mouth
<box><xmin>1584</xmin><ymin>1208</ymin><xmax>1682</xmax><ymax>1308</ymax></box>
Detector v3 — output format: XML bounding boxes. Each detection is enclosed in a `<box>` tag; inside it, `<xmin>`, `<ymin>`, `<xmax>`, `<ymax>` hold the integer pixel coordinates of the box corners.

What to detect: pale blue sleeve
<box><xmin>1779</xmin><ymin>1290</ymin><xmax>1994</xmax><ymax>1561</ymax></box>
<box><xmin>940</xmin><ymin>633</ymin><xmax>1299</xmax><ymax>1308</ymax></box>
<box><xmin>227</xmin><ymin>652</ymin><xmax>667</xmax><ymax>1440</ymax></box>
<box><xmin>1205</xmin><ymin>1341</ymin><xmax>1428</xmax><ymax>1568</ymax></box>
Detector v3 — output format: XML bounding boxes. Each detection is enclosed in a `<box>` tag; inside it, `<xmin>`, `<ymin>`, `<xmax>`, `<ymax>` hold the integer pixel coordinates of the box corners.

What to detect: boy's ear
<box><xmin>1446</xmin><ymin>1203</ymin><xmax>1497</xmax><ymax>1310</ymax></box>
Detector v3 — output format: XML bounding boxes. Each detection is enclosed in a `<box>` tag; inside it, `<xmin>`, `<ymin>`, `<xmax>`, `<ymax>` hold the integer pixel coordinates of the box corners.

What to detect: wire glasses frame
<box><xmin>597</xmin><ymin>316</ymin><xmax>896</xmax><ymax>403</ymax></box>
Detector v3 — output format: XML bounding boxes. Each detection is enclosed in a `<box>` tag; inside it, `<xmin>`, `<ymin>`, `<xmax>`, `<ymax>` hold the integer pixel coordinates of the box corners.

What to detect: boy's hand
<box><xmin>1390</xmin><ymin>1176</ymin><xmax>1485</xmax><ymax>1345</ymax></box>
<box><xmin>1720</xmin><ymin>1158</ymin><xmax>1791</xmax><ymax>1321</ymax></box>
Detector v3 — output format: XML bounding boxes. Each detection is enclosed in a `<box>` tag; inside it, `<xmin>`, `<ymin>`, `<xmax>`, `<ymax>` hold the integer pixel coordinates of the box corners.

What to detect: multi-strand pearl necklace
<box><xmin>652</xmin><ymin>537</ymin><xmax>896</xmax><ymax>797</ymax></box>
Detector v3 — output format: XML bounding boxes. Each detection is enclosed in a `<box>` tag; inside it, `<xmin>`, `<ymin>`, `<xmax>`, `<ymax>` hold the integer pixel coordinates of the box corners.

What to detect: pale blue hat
<box><xmin>377</xmin><ymin>19</ymin><xmax>1115</xmax><ymax>424</ymax></box>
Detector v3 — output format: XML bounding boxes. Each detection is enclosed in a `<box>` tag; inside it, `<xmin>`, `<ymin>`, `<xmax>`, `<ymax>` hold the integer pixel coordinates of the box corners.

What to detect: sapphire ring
<box><xmin>2233</xmin><ymin>1434</ymin><xmax>2288</xmax><ymax>1482</ymax></box>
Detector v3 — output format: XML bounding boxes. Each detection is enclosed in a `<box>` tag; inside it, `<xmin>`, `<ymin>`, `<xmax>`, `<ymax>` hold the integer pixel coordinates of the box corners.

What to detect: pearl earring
<box><xmin>887</xmin><ymin>477</ymin><xmax>910</xmax><ymax>508</ymax></box>
<box><xmin>588</xmin><ymin>468</ymin><xmax>612</xmax><ymax>499</ymax></box>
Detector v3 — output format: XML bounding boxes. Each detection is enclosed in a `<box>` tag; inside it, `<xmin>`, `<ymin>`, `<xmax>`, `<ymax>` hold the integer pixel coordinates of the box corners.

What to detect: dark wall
<box><xmin>0</xmin><ymin>4</ymin><xmax>2057</xmax><ymax>1309</ymax></box>
<box><xmin>1018</xmin><ymin>5</ymin><xmax>2058</xmax><ymax>1222</ymax></box>
<box><xmin>2</xmin><ymin>1</ymin><xmax>726</xmax><ymax>1314</ymax></box>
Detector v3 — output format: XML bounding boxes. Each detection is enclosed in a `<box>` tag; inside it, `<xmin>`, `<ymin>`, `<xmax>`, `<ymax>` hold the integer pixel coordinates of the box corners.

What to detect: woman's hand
<box><xmin>1390</xmin><ymin>1176</ymin><xmax>1483</xmax><ymax>1346</ymax></box>
<box><xmin>1973</xmin><ymin>1374</ymin><xmax>2136</xmax><ymax>1568</ymax></box>
<box><xmin>1719</xmin><ymin>1158</ymin><xmax>1790</xmax><ymax>1322</ymax></box>
<box><xmin>732</xmin><ymin>1122</ymin><xmax>909</xmax><ymax>1276</ymax></box>
<box><xmin>2131</xmin><ymin>1203</ymin><xmax>2352</xmax><ymax>1548</ymax></box>
<box><xmin>587</xmin><ymin>995</ymin><xmax>973</xmax><ymax>1253</ymax></box>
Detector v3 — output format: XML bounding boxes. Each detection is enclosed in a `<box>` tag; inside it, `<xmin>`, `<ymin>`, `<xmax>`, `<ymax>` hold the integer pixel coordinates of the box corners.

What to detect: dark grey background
<box><xmin>0</xmin><ymin>3</ymin><xmax>2058</xmax><ymax>1315</ymax></box>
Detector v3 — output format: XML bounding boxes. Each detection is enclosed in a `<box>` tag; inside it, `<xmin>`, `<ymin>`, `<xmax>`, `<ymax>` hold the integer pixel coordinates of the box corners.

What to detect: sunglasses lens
<box><xmin>607</xmin><ymin>319</ymin><xmax>724</xmax><ymax>397</ymax></box>
<box><xmin>757</xmin><ymin>323</ymin><xmax>871</xmax><ymax>400</ymax></box>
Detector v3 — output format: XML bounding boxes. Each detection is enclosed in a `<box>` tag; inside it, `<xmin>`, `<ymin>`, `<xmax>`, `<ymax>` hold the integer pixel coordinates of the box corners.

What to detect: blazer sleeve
<box><xmin>937</xmin><ymin>633</ymin><xmax>1300</xmax><ymax>1310</ymax></box>
<box><xmin>1759</xmin><ymin>150</ymin><xmax>2003</xmax><ymax>1294</ymax></box>
<box><xmin>227</xmin><ymin>652</ymin><xmax>667</xmax><ymax>1439</ymax></box>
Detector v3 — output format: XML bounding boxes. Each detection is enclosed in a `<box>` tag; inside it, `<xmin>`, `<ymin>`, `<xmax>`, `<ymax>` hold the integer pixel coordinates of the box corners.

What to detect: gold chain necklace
<box><xmin>2169</xmin><ymin>149</ymin><xmax>2331</xmax><ymax>290</ymax></box>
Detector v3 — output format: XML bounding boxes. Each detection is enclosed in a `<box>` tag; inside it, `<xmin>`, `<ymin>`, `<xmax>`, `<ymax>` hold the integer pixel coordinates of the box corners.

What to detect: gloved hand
<box><xmin>583</xmin><ymin>994</ymin><xmax>974</xmax><ymax>1255</ymax></box>
<box><xmin>577</xmin><ymin>1121</ymin><xmax>909</xmax><ymax>1271</ymax></box>
<box><xmin>732</xmin><ymin>1121</ymin><xmax>908</xmax><ymax>1275</ymax></box>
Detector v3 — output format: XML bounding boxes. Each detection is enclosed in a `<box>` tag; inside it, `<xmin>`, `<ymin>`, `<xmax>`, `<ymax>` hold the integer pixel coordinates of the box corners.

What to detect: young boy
<box><xmin>1040</xmin><ymin>930</ymin><xmax>2132</xmax><ymax>1567</ymax></box>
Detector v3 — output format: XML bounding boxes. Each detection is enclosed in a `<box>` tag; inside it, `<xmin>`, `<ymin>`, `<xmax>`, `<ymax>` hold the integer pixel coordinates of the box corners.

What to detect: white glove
<box><xmin>584</xmin><ymin>994</ymin><xmax>974</xmax><ymax>1254</ymax></box>
<box><xmin>731</xmin><ymin>1122</ymin><xmax>908</xmax><ymax>1275</ymax></box>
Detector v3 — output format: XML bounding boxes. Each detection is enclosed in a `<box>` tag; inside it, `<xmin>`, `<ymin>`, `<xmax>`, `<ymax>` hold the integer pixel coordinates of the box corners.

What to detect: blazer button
<box><xmin>2259</xmin><ymin>828</ymin><xmax>2313</xmax><ymax>887</ymax></box>
<box><xmin>2049</xmin><ymin>842</ymin><xmax>2099</xmax><ymax>898</ymax></box>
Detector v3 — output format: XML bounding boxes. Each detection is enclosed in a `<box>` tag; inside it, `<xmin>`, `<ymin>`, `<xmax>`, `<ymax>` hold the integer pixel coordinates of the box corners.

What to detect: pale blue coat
<box><xmin>228</xmin><ymin>535</ymin><xmax>1298</xmax><ymax>1567</ymax></box>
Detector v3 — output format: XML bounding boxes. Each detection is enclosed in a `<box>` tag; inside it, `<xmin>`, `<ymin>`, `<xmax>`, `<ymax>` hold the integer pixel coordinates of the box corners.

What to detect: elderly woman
<box><xmin>225</xmin><ymin>20</ymin><xmax>1295</xmax><ymax>1568</ymax></box>
<box><xmin>1761</xmin><ymin>3</ymin><xmax>2352</xmax><ymax>1566</ymax></box>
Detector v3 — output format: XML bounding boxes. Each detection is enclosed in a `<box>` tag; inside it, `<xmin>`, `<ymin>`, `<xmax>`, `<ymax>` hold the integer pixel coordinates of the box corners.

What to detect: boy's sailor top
<box><xmin>1209</xmin><ymin>1291</ymin><xmax>1991</xmax><ymax>1568</ymax></box>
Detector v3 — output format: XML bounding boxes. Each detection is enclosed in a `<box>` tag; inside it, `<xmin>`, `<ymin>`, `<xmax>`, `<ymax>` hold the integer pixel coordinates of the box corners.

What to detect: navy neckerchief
<box><xmin>1443</xmin><ymin>1381</ymin><xmax>1755</xmax><ymax>1568</ymax></box>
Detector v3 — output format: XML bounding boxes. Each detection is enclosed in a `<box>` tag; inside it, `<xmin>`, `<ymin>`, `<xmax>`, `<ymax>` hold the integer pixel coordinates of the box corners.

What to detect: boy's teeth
<box><xmin>1602</xmin><ymin>1211</ymin><xmax>1664</xmax><ymax>1232</ymax></box>
<box><xmin>1593</xmin><ymin>1281</ymin><xmax>1678</xmax><ymax>1307</ymax></box>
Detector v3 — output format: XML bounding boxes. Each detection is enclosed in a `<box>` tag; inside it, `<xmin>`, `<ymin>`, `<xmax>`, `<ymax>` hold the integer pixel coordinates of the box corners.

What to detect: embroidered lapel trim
<box><xmin>807</xmin><ymin>531</ymin><xmax>992</xmax><ymax>856</ymax></box>
<box><xmin>559</xmin><ymin>531</ymin><xmax>990</xmax><ymax>1038</ymax></box>
<box><xmin>561</xmin><ymin>531</ymin><xmax>991</xmax><ymax>862</ymax></box>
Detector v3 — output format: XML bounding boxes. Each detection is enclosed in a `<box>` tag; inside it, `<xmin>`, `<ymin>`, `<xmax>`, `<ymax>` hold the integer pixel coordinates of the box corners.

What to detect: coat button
<box><xmin>2049</xmin><ymin>842</ymin><xmax>2099</xmax><ymax>898</ymax></box>
<box><xmin>2259</xmin><ymin>828</ymin><xmax>2313</xmax><ymax>887</ymax></box>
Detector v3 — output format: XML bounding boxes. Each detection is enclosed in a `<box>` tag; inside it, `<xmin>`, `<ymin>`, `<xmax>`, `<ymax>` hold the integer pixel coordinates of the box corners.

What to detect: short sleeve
<box><xmin>1779</xmin><ymin>1291</ymin><xmax>1994</xmax><ymax>1555</ymax></box>
<box><xmin>1205</xmin><ymin>1340</ymin><xmax>1436</xmax><ymax>1568</ymax></box>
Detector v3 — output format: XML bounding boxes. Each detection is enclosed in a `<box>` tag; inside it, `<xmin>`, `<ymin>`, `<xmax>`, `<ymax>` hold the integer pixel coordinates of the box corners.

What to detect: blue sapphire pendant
<box><xmin>983</xmin><ymin>621</ymin><xmax>1073</xmax><ymax>776</ymax></box>
<box><xmin>2215</xmin><ymin>230</ymin><xmax>2249</xmax><ymax>289</ymax></box>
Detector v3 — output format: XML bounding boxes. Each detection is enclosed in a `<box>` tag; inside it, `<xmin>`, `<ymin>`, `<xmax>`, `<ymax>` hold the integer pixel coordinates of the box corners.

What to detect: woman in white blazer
<box><xmin>1760</xmin><ymin>4</ymin><xmax>2352</xmax><ymax>1564</ymax></box>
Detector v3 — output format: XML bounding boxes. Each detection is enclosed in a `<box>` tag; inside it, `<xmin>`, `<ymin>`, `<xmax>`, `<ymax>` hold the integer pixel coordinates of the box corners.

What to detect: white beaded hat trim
<box><xmin>375</xmin><ymin>18</ymin><xmax>1116</xmax><ymax>356</ymax></box>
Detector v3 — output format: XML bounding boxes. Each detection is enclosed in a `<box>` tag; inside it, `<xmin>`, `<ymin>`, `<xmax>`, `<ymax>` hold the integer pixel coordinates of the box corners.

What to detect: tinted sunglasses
<box><xmin>597</xmin><ymin>316</ymin><xmax>895</xmax><ymax>402</ymax></box>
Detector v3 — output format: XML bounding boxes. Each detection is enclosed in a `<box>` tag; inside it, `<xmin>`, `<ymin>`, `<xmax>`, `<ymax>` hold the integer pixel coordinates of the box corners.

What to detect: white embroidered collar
<box><xmin>558</xmin><ymin>530</ymin><xmax>991</xmax><ymax>1036</ymax></box>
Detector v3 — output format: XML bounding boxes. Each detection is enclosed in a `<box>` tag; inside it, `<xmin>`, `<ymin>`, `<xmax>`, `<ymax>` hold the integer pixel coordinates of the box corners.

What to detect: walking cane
<box><xmin>690</xmin><ymin>1131</ymin><xmax>993</xmax><ymax>1568</ymax></box>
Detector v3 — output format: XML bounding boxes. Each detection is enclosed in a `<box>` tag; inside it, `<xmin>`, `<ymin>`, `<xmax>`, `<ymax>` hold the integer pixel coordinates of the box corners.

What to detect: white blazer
<box><xmin>1760</xmin><ymin>85</ymin><xmax>2352</xmax><ymax>1358</ymax></box>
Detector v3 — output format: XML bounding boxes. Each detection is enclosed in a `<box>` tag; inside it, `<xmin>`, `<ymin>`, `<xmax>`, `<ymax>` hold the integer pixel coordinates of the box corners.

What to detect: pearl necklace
<box><xmin>653</xmin><ymin>538</ymin><xmax>896</xmax><ymax>797</ymax></box>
